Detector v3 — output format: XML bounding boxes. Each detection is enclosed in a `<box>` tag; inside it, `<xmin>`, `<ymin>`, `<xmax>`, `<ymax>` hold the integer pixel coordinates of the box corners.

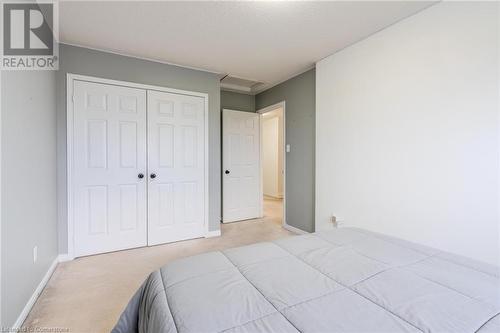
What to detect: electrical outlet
<box><xmin>33</xmin><ymin>246</ymin><xmax>38</xmax><ymax>263</ymax></box>
<box><xmin>330</xmin><ymin>215</ymin><xmax>338</xmax><ymax>227</ymax></box>
<box><xmin>330</xmin><ymin>215</ymin><xmax>345</xmax><ymax>228</ymax></box>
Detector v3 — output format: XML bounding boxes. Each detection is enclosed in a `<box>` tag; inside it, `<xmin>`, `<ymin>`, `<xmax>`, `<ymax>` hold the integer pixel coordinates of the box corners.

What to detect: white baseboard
<box><xmin>283</xmin><ymin>223</ymin><xmax>309</xmax><ymax>235</ymax></box>
<box><xmin>263</xmin><ymin>194</ymin><xmax>283</xmax><ymax>200</ymax></box>
<box><xmin>205</xmin><ymin>229</ymin><xmax>221</xmax><ymax>238</ymax></box>
<box><xmin>13</xmin><ymin>256</ymin><xmax>59</xmax><ymax>329</ymax></box>
<box><xmin>57</xmin><ymin>254</ymin><xmax>73</xmax><ymax>262</ymax></box>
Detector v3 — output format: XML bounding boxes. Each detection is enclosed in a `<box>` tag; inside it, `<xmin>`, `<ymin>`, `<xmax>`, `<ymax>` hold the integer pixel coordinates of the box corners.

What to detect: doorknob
<box><xmin>150</xmin><ymin>173</ymin><xmax>157</xmax><ymax>179</ymax></box>
<box><xmin>138</xmin><ymin>173</ymin><xmax>144</xmax><ymax>179</ymax></box>
<box><xmin>225</xmin><ymin>170</ymin><xmax>230</xmax><ymax>174</ymax></box>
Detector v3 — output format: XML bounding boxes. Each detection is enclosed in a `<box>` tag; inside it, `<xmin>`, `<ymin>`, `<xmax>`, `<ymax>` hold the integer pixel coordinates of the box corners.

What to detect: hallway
<box><xmin>262</xmin><ymin>196</ymin><xmax>284</xmax><ymax>227</ymax></box>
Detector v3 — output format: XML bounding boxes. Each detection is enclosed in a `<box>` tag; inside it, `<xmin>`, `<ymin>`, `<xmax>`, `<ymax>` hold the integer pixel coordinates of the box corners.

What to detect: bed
<box><xmin>112</xmin><ymin>227</ymin><xmax>500</xmax><ymax>333</ymax></box>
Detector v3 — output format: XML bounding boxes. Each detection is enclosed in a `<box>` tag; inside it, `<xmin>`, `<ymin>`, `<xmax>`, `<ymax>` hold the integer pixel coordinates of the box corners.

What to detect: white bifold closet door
<box><xmin>72</xmin><ymin>80</ymin><xmax>205</xmax><ymax>257</ymax></box>
<box><xmin>147</xmin><ymin>90</ymin><xmax>205</xmax><ymax>245</ymax></box>
<box><xmin>73</xmin><ymin>80</ymin><xmax>148</xmax><ymax>257</ymax></box>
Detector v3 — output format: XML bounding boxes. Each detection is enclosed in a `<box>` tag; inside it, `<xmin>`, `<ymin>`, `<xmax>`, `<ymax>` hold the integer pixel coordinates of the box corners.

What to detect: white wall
<box><xmin>263</xmin><ymin>117</ymin><xmax>280</xmax><ymax>197</ymax></box>
<box><xmin>262</xmin><ymin>108</ymin><xmax>284</xmax><ymax>198</ymax></box>
<box><xmin>316</xmin><ymin>1</ymin><xmax>499</xmax><ymax>265</ymax></box>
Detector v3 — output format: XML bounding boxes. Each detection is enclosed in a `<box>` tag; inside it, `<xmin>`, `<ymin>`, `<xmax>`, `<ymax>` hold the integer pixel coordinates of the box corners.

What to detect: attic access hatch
<box><xmin>220</xmin><ymin>75</ymin><xmax>266</xmax><ymax>95</ymax></box>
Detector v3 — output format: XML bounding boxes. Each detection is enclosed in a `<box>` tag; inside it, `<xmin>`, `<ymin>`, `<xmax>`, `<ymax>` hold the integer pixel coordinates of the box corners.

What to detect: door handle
<box><xmin>138</xmin><ymin>173</ymin><xmax>144</xmax><ymax>179</ymax></box>
<box><xmin>225</xmin><ymin>170</ymin><xmax>230</xmax><ymax>174</ymax></box>
<box><xmin>150</xmin><ymin>173</ymin><xmax>157</xmax><ymax>179</ymax></box>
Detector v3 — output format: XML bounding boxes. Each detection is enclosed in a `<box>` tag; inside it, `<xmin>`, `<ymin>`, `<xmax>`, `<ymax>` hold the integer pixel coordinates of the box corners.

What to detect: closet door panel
<box><xmin>147</xmin><ymin>90</ymin><xmax>205</xmax><ymax>245</ymax></box>
<box><xmin>73</xmin><ymin>80</ymin><xmax>147</xmax><ymax>257</ymax></box>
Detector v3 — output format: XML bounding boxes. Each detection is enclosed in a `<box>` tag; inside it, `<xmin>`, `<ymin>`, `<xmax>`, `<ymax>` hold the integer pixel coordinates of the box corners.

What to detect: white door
<box><xmin>147</xmin><ymin>90</ymin><xmax>206</xmax><ymax>245</ymax></box>
<box><xmin>222</xmin><ymin>110</ymin><xmax>261</xmax><ymax>222</ymax></box>
<box><xmin>73</xmin><ymin>80</ymin><xmax>147</xmax><ymax>257</ymax></box>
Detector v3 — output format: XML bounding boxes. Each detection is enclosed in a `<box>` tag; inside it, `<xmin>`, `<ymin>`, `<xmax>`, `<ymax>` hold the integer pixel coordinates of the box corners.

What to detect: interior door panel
<box><xmin>73</xmin><ymin>80</ymin><xmax>147</xmax><ymax>256</ymax></box>
<box><xmin>147</xmin><ymin>90</ymin><xmax>206</xmax><ymax>245</ymax></box>
<box><xmin>222</xmin><ymin>110</ymin><xmax>261</xmax><ymax>223</ymax></box>
<box><xmin>72</xmin><ymin>79</ymin><xmax>207</xmax><ymax>256</ymax></box>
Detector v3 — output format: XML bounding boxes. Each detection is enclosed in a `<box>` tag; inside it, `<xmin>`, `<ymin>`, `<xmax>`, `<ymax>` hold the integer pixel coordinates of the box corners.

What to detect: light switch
<box><xmin>286</xmin><ymin>144</ymin><xmax>290</xmax><ymax>153</ymax></box>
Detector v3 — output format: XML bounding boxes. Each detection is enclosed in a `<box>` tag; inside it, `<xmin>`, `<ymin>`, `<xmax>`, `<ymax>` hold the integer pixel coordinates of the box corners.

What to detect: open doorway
<box><xmin>258</xmin><ymin>102</ymin><xmax>285</xmax><ymax>228</ymax></box>
<box><xmin>221</xmin><ymin>102</ymin><xmax>286</xmax><ymax>230</ymax></box>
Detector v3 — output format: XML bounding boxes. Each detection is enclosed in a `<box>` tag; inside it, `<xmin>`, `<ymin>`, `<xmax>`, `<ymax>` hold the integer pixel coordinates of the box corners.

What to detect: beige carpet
<box><xmin>24</xmin><ymin>199</ymin><xmax>293</xmax><ymax>332</ymax></box>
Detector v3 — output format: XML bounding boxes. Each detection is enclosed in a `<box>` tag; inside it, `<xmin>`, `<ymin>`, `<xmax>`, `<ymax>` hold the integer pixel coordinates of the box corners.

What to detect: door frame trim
<box><xmin>66</xmin><ymin>73</ymin><xmax>210</xmax><ymax>259</ymax></box>
<box><xmin>257</xmin><ymin>101</ymin><xmax>287</xmax><ymax>229</ymax></box>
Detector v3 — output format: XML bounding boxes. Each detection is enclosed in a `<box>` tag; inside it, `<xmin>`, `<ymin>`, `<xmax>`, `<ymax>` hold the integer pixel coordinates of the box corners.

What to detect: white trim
<box><xmin>57</xmin><ymin>254</ymin><xmax>73</xmax><ymax>263</ymax></box>
<box><xmin>0</xmin><ymin>69</ymin><xmax>2</xmax><ymax>325</ymax></box>
<box><xmin>283</xmin><ymin>223</ymin><xmax>309</xmax><ymax>235</ymax></box>
<box><xmin>220</xmin><ymin>86</ymin><xmax>254</xmax><ymax>95</ymax></box>
<box><xmin>59</xmin><ymin>42</ymin><xmax>314</xmax><ymax>97</ymax></box>
<box><xmin>257</xmin><ymin>101</ymin><xmax>286</xmax><ymax>115</ymax></box>
<box><xmin>67</xmin><ymin>74</ymin><xmax>209</xmax><ymax>99</ymax></box>
<box><xmin>204</xmin><ymin>94</ymin><xmax>210</xmax><ymax>240</ymax></box>
<box><xmin>13</xmin><ymin>257</ymin><xmax>59</xmax><ymax>329</ymax></box>
<box><xmin>258</xmin><ymin>115</ymin><xmax>264</xmax><ymax>218</ymax></box>
<box><xmin>264</xmin><ymin>194</ymin><xmax>283</xmax><ymax>200</ymax></box>
<box><xmin>220</xmin><ymin>82</ymin><xmax>252</xmax><ymax>94</ymax></box>
<box><xmin>66</xmin><ymin>76</ymin><xmax>75</xmax><ymax>260</ymax></box>
<box><xmin>257</xmin><ymin>101</ymin><xmax>287</xmax><ymax>229</ymax></box>
<box><xmin>0</xmin><ymin>69</ymin><xmax>2</xmax><ymax>326</ymax></box>
<box><xmin>60</xmin><ymin>42</ymin><xmax>221</xmax><ymax>76</ymax></box>
<box><xmin>66</xmin><ymin>73</ymin><xmax>210</xmax><ymax>259</ymax></box>
<box><xmin>205</xmin><ymin>230</ymin><xmax>221</xmax><ymax>238</ymax></box>
<box><xmin>498</xmin><ymin>1</ymin><xmax>500</xmax><ymax>265</ymax></box>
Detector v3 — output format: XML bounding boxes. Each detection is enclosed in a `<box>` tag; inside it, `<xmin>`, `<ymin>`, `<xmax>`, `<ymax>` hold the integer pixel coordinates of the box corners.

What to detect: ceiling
<box><xmin>59</xmin><ymin>1</ymin><xmax>436</xmax><ymax>94</ymax></box>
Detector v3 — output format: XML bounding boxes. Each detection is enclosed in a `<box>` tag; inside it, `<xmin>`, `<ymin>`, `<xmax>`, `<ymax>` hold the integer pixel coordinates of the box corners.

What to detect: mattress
<box><xmin>112</xmin><ymin>227</ymin><xmax>500</xmax><ymax>333</ymax></box>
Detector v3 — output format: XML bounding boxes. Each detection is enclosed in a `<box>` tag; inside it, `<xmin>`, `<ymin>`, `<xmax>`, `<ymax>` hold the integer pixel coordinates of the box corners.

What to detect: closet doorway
<box><xmin>67</xmin><ymin>74</ymin><xmax>208</xmax><ymax>258</ymax></box>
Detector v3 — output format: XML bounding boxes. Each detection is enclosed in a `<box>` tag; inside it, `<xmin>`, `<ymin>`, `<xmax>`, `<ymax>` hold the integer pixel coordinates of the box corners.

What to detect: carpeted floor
<box><xmin>23</xmin><ymin>199</ymin><xmax>293</xmax><ymax>332</ymax></box>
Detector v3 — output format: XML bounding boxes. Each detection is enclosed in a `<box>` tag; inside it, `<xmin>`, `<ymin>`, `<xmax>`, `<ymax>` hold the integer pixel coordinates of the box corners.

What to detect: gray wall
<box><xmin>1</xmin><ymin>71</ymin><xmax>58</xmax><ymax>327</ymax></box>
<box><xmin>221</xmin><ymin>90</ymin><xmax>255</xmax><ymax>112</ymax></box>
<box><xmin>57</xmin><ymin>44</ymin><xmax>221</xmax><ymax>254</ymax></box>
<box><xmin>256</xmin><ymin>69</ymin><xmax>316</xmax><ymax>232</ymax></box>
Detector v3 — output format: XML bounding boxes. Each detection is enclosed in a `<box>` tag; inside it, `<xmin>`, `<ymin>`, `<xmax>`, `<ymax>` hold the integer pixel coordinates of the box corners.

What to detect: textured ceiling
<box><xmin>60</xmin><ymin>1</ymin><xmax>436</xmax><ymax>93</ymax></box>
